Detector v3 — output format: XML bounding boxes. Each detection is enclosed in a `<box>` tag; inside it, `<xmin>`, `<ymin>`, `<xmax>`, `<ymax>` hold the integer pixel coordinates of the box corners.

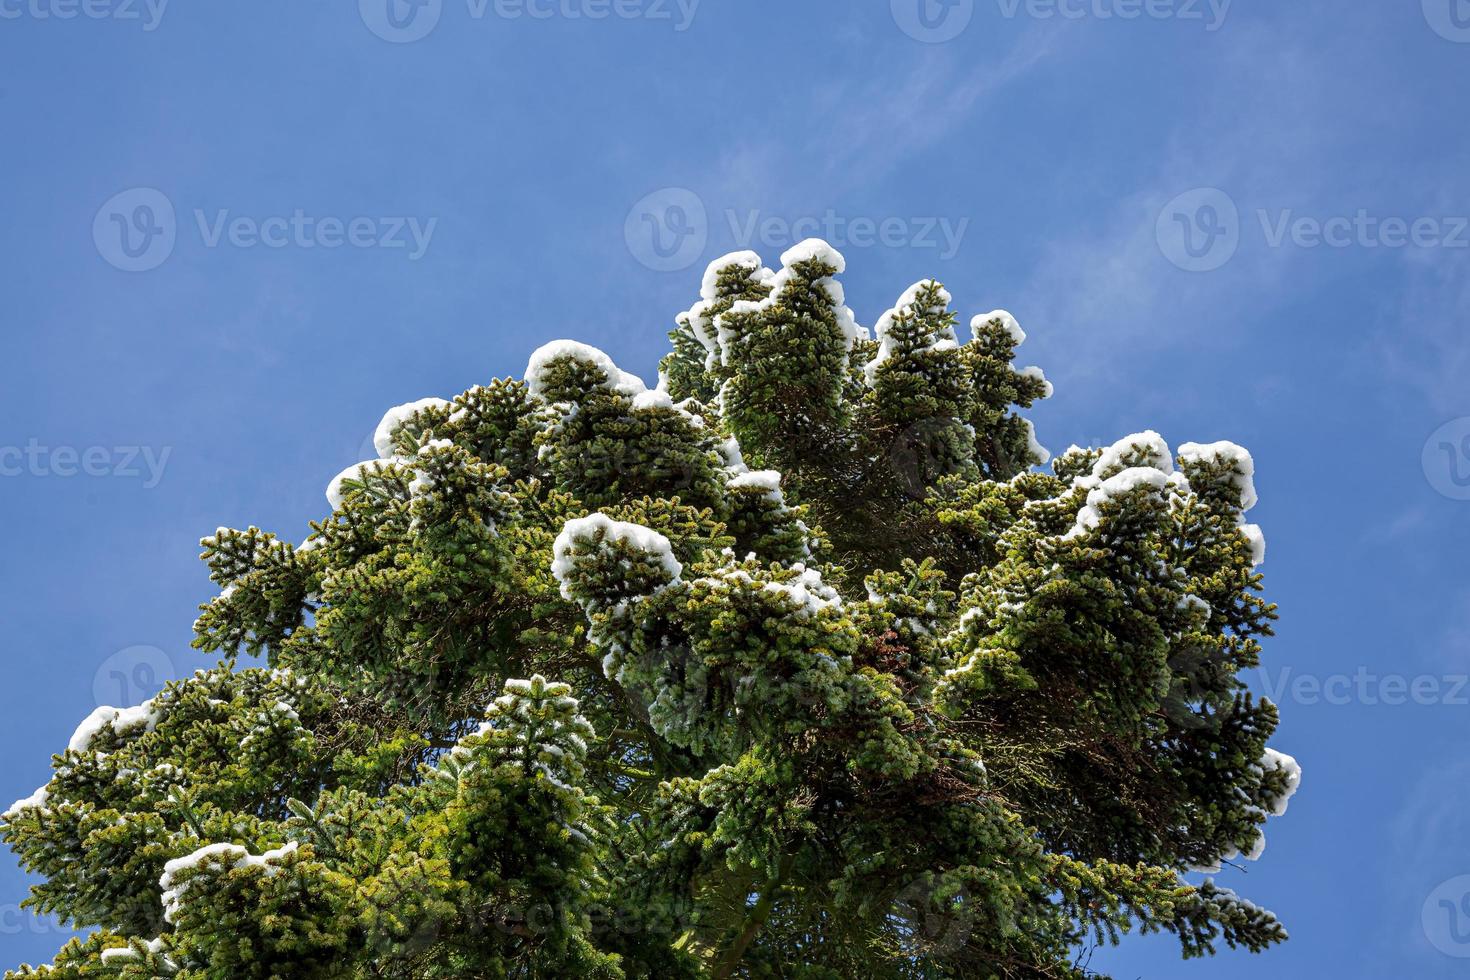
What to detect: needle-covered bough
<box><xmin>4</xmin><ymin>240</ymin><xmax>1299</xmax><ymax>979</ymax></box>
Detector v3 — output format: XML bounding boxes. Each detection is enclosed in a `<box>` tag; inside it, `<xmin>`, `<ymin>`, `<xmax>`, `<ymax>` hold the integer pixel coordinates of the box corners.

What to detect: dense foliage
<box><xmin>3</xmin><ymin>240</ymin><xmax>1299</xmax><ymax>978</ymax></box>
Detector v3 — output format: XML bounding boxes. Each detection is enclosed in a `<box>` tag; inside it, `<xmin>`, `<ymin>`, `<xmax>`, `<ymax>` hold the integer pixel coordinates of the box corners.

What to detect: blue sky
<box><xmin>2</xmin><ymin>1</ymin><xmax>1468</xmax><ymax>974</ymax></box>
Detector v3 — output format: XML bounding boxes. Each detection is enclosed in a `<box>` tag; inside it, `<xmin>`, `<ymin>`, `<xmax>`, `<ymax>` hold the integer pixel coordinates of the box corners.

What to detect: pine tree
<box><xmin>3</xmin><ymin>240</ymin><xmax>1300</xmax><ymax>979</ymax></box>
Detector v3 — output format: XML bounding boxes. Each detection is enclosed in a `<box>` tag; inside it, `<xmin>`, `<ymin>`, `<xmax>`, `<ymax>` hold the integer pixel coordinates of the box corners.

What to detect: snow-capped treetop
<box><xmin>1022</xmin><ymin>418</ymin><xmax>1052</xmax><ymax>467</ymax></box>
<box><xmin>158</xmin><ymin>840</ymin><xmax>299</xmax><ymax>924</ymax></box>
<box><xmin>712</xmin><ymin>240</ymin><xmax>865</xmax><ymax>362</ymax></box>
<box><xmin>717</xmin><ymin>435</ymin><xmax>747</xmax><ymax>474</ymax></box>
<box><xmin>67</xmin><ymin>701</ymin><xmax>161</xmax><ymax>754</ymax></box>
<box><xmin>864</xmin><ymin>280</ymin><xmax>959</xmax><ymax>385</ymax></box>
<box><xmin>780</xmin><ymin>237</ymin><xmax>846</xmax><ymax>273</ymax></box>
<box><xmin>631</xmin><ymin>389</ymin><xmax>674</xmax><ymax>412</ymax></box>
<box><xmin>373</xmin><ymin>397</ymin><xmax>451</xmax><ymax>458</ymax></box>
<box><xmin>1258</xmin><ymin>748</ymin><xmax>1302</xmax><ymax>816</ymax></box>
<box><xmin>1067</xmin><ymin>465</ymin><xmax>1173</xmax><ymax>538</ymax></box>
<box><xmin>700</xmin><ymin>250</ymin><xmax>769</xmax><ymax>301</ymax></box>
<box><xmin>1179</xmin><ymin>440</ymin><xmax>1258</xmax><ymax>512</ymax></box>
<box><xmin>2</xmin><ymin>785</ymin><xmax>48</xmax><ymax>820</ymax></box>
<box><xmin>551</xmin><ymin>513</ymin><xmax>683</xmax><ymax>601</ymax></box>
<box><xmin>526</xmin><ymin>340</ymin><xmax>648</xmax><ymax>400</ymax></box>
<box><xmin>1241</xmin><ymin>523</ymin><xmax>1266</xmax><ymax>567</ymax></box>
<box><xmin>971</xmin><ymin>309</ymin><xmax>1025</xmax><ymax>346</ymax></box>
<box><xmin>325</xmin><ymin>458</ymin><xmax>396</xmax><ymax>509</ymax></box>
<box><xmin>1017</xmin><ymin>365</ymin><xmax>1053</xmax><ymax>398</ymax></box>
<box><xmin>1091</xmin><ymin>431</ymin><xmax>1175</xmax><ymax>480</ymax></box>
<box><xmin>2</xmin><ymin>245</ymin><xmax>1294</xmax><ymax>978</ymax></box>
<box><xmin>677</xmin><ymin>253</ymin><xmax>776</xmax><ymax>371</ymax></box>
<box><xmin>727</xmin><ymin>468</ymin><xmax>784</xmax><ymax>503</ymax></box>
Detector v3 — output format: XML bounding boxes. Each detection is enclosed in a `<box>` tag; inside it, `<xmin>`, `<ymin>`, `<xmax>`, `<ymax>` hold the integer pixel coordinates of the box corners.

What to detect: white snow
<box><xmin>713</xmin><ymin>299</ymin><xmax>760</xmax><ymax>359</ymax></box>
<box><xmin>159</xmin><ymin>840</ymin><xmax>299</xmax><ymax>924</ymax></box>
<box><xmin>100</xmin><ymin>938</ymin><xmax>169</xmax><ymax>966</ymax></box>
<box><xmin>326</xmin><ymin>458</ymin><xmax>396</xmax><ymax>510</ymax></box>
<box><xmin>697</xmin><ymin>563</ymin><xmax>843</xmax><ymax>619</ymax></box>
<box><xmin>1022</xmin><ymin>418</ymin><xmax>1051</xmax><ymax>466</ymax></box>
<box><xmin>864</xmin><ymin>280</ymin><xmax>957</xmax><ymax>384</ymax></box>
<box><xmin>525</xmin><ymin>340</ymin><xmax>648</xmax><ymax>400</ymax></box>
<box><xmin>1017</xmin><ymin>365</ymin><xmax>1053</xmax><ymax>398</ymax></box>
<box><xmin>407</xmin><ymin>439</ymin><xmax>455</xmax><ymax>498</ymax></box>
<box><xmin>699</xmin><ymin>250</ymin><xmax>769</xmax><ymax>300</ymax></box>
<box><xmin>1178</xmin><ymin>593</ymin><xmax>1212</xmax><ymax>620</ymax></box>
<box><xmin>712</xmin><ymin>240</ymin><xmax>864</xmax><ymax>362</ymax></box>
<box><xmin>1178</xmin><ymin>440</ymin><xmax>1258</xmax><ymax>512</ymax></box>
<box><xmin>1091</xmin><ymin>431</ymin><xmax>1174</xmax><ymax>479</ymax></box>
<box><xmin>3</xmin><ymin>785</ymin><xmax>49</xmax><ymax>820</ymax></box>
<box><xmin>631</xmin><ymin>389</ymin><xmax>673</xmax><ymax>411</ymax></box>
<box><xmin>1189</xmin><ymin>749</ymin><xmax>1301</xmax><ymax>873</ymax></box>
<box><xmin>1066</xmin><ymin>466</ymin><xmax>1172</xmax><ymax>538</ymax></box>
<box><xmin>677</xmin><ymin>301</ymin><xmax>721</xmax><ymax>368</ymax></box>
<box><xmin>67</xmin><ymin>701</ymin><xmax>161</xmax><ymax>754</ymax></box>
<box><xmin>780</xmin><ymin>238</ymin><xmax>846</xmax><ymax>272</ymax></box>
<box><xmin>67</xmin><ymin>708</ymin><xmax>113</xmax><ymax>753</ymax></box>
<box><xmin>1240</xmin><ymin>523</ymin><xmax>1266</xmax><ymax>566</ymax></box>
<box><xmin>551</xmin><ymin>513</ymin><xmax>683</xmax><ymax>599</ymax></box>
<box><xmin>814</xmin><ymin>274</ymin><xmax>865</xmax><ymax>346</ymax></box>
<box><xmin>728</xmin><ymin>469</ymin><xmax>785</xmax><ymax>503</ymax></box>
<box><xmin>1259</xmin><ymin>747</ymin><xmax>1301</xmax><ymax>816</ymax></box>
<box><xmin>372</xmin><ymin>397</ymin><xmax>450</xmax><ymax>458</ymax></box>
<box><xmin>1170</xmin><ymin>441</ymin><xmax>1264</xmax><ymax>564</ymax></box>
<box><xmin>971</xmin><ymin>310</ymin><xmax>1025</xmax><ymax>346</ymax></box>
<box><xmin>718</xmin><ymin>436</ymin><xmax>748</xmax><ymax>476</ymax></box>
<box><xmin>763</xmin><ymin>564</ymin><xmax>843</xmax><ymax>618</ymax></box>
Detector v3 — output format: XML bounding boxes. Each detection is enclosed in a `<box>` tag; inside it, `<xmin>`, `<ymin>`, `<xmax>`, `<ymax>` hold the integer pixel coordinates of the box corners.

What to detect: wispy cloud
<box><xmin>1377</xmin><ymin>249</ymin><xmax>1470</xmax><ymax>417</ymax></box>
<box><xmin>1016</xmin><ymin>20</ymin><xmax>1347</xmax><ymax>388</ymax></box>
<box><xmin>697</xmin><ymin>25</ymin><xmax>1065</xmax><ymax>215</ymax></box>
<box><xmin>808</xmin><ymin>27</ymin><xmax>1064</xmax><ymax>195</ymax></box>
